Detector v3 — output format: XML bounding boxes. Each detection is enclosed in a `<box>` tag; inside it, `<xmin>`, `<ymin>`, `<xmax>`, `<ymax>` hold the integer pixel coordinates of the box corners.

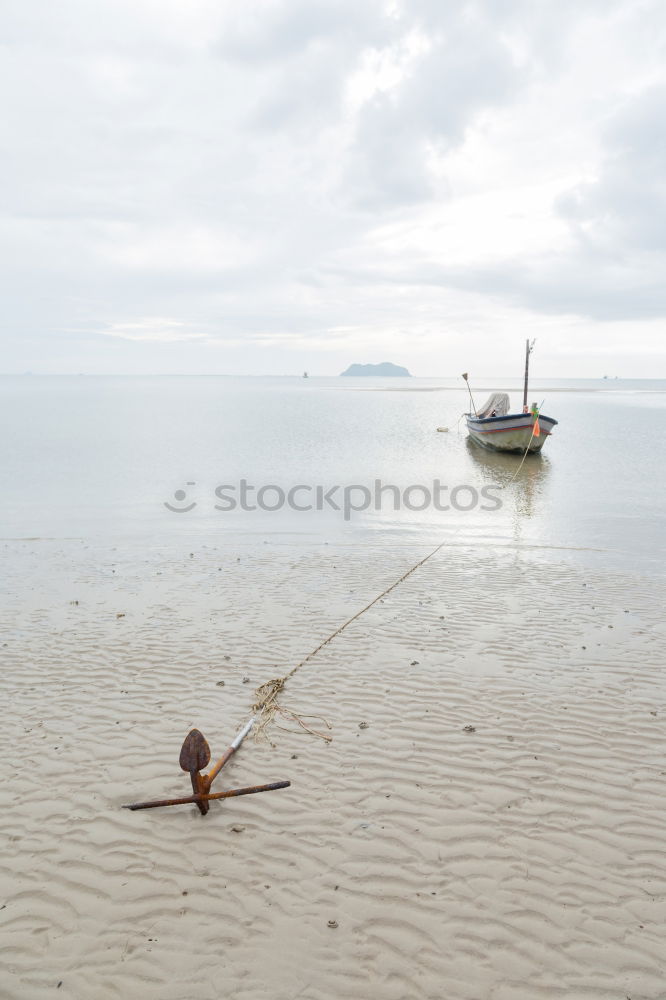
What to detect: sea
<box><xmin>2</xmin><ymin>375</ymin><xmax>665</xmax><ymax>576</ymax></box>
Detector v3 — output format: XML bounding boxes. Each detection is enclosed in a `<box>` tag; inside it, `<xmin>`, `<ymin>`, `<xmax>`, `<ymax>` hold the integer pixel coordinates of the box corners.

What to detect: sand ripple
<box><xmin>1</xmin><ymin>539</ymin><xmax>666</xmax><ymax>998</ymax></box>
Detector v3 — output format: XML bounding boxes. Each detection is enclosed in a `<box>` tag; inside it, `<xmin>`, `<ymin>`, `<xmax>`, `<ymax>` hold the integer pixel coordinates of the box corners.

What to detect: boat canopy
<box><xmin>476</xmin><ymin>393</ymin><xmax>510</xmax><ymax>418</ymax></box>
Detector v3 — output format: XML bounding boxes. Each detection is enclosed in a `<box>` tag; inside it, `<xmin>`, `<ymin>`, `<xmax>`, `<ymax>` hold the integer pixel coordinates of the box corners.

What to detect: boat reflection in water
<box><xmin>465</xmin><ymin>437</ymin><xmax>551</xmax><ymax>521</ymax></box>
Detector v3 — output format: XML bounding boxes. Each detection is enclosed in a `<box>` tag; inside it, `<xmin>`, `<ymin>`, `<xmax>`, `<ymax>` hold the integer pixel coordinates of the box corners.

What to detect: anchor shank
<box><xmin>206</xmin><ymin>717</ymin><xmax>255</xmax><ymax>786</ymax></box>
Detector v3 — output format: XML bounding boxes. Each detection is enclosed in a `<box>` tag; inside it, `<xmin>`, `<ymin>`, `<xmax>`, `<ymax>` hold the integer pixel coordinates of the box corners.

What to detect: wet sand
<box><xmin>2</xmin><ymin>538</ymin><xmax>666</xmax><ymax>999</ymax></box>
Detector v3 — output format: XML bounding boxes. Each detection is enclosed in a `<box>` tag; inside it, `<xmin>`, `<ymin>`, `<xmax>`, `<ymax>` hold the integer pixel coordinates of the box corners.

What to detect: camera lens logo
<box><xmin>164</xmin><ymin>482</ymin><xmax>197</xmax><ymax>513</ymax></box>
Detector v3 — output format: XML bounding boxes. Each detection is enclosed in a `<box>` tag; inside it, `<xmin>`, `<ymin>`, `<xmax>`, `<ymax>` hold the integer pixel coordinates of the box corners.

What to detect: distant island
<box><xmin>340</xmin><ymin>362</ymin><xmax>411</xmax><ymax>377</ymax></box>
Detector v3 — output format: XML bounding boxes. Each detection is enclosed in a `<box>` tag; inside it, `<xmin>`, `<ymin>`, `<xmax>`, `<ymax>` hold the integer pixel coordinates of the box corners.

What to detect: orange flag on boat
<box><xmin>531</xmin><ymin>403</ymin><xmax>541</xmax><ymax>436</ymax></box>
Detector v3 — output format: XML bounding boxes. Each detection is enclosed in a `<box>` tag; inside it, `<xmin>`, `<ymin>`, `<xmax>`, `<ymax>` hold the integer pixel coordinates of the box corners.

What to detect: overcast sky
<box><xmin>2</xmin><ymin>0</ymin><xmax>665</xmax><ymax>376</ymax></box>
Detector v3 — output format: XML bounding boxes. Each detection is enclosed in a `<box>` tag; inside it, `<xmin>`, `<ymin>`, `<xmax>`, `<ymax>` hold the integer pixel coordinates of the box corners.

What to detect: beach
<box><xmin>5</xmin><ymin>0</ymin><xmax>666</xmax><ymax>991</ymax></box>
<box><xmin>3</xmin><ymin>533</ymin><xmax>666</xmax><ymax>999</ymax></box>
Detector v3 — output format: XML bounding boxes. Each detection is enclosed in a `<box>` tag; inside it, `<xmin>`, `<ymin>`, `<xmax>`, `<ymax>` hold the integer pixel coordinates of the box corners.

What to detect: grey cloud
<box><xmin>441</xmin><ymin>256</ymin><xmax>666</xmax><ymax>321</ymax></box>
<box><xmin>466</xmin><ymin>84</ymin><xmax>666</xmax><ymax>320</ymax></box>
<box><xmin>557</xmin><ymin>86</ymin><xmax>666</xmax><ymax>253</ymax></box>
<box><xmin>337</xmin><ymin>76</ymin><xmax>666</xmax><ymax>319</ymax></box>
<box><xmin>215</xmin><ymin>0</ymin><xmax>395</xmax><ymax>63</ymax></box>
<box><xmin>1</xmin><ymin>0</ymin><xmax>665</xmax><ymax>373</ymax></box>
<box><xmin>342</xmin><ymin>19</ymin><xmax>524</xmax><ymax>208</ymax></box>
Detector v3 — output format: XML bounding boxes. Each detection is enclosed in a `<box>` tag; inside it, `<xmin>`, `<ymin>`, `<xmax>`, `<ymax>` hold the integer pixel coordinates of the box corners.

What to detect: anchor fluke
<box><xmin>179</xmin><ymin>729</ymin><xmax>211</xmax><ymax>773</ymax></box>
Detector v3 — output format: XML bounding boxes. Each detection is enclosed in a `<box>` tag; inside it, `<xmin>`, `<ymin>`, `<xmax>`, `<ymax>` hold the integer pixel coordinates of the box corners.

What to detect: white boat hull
<box><xmin>466</xmin><ymin>412</ymin><xmax>557</xmax><ymax>453</ymax></box>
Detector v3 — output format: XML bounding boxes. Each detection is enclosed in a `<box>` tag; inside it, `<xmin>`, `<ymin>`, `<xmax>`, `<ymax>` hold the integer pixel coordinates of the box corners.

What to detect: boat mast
<box><xmin>522</xmin><ymin>339</ymin><xmax>532</xmax><ymax>412</ymax></box>
<box><xmin>462</xmin><ymin>372</ymin><xmax>477</xmax><ymax>416</ymax></box>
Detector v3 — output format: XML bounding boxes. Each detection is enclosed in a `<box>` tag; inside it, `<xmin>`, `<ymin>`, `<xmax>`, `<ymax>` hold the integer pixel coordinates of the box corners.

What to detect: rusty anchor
<box><xmin>123</xmin><ymin>717</ymin><xmax>290</xmax><ymax>814</ymax></box>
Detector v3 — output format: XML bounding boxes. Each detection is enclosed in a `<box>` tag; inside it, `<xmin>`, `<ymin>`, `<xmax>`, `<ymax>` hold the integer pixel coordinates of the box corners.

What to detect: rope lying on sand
<box><xmin>252</xmin><ymin>540</ymin><xmax>447</xmax><ymax>742</ymax></box>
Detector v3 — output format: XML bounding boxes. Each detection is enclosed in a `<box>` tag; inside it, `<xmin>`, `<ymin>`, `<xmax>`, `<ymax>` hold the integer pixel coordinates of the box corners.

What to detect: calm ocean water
<box><xmin>2</xmin><ymin>375</ymin><xmax>665</xmax><ymax>574</ymax></box>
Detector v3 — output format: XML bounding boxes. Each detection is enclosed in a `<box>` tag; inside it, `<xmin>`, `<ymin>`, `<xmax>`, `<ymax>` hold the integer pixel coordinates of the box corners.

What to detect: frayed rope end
<box><xmin>252</xmin><ymin>676</ymin><xmax>332</xmax><ymax>744</ymax></box>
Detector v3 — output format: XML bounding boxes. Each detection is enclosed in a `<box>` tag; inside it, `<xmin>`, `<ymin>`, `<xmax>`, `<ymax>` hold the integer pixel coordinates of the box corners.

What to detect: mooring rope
<box><xmin>252</xmin><ymin>539</ymin><xmax>447</xmax><ymax>742</ymax></box>
<box><xmin>501</xmin><ymin>398</ymin><xmax>545</xmax><ymax>488</ymax></box>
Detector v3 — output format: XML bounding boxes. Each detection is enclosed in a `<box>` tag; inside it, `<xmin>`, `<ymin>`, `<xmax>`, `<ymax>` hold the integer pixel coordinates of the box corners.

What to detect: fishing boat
<box><xmin>463</xmin><ymin>341</ymin><xmax>558</xmax><ymax>453</ymax></box>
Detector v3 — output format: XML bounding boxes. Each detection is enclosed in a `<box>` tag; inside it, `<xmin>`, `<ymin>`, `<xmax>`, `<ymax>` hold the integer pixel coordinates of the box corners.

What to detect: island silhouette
<box><xmin>340</xmin><ymin>362</ymin><xmax>411</xmax><ymax>376</ymax></box>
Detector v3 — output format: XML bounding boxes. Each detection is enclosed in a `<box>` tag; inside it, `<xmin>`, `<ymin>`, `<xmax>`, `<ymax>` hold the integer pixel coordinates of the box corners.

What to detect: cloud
<box><xmin>1</xmin><ymin>0</ymin><xmax>666</xmax><ymax>374</ymax></box>
<box><xmin>342</xmin><ymin>16</ymin><xmax>524</xmax><ymax>208</ymax></box>
<box><xmin>438</xmin><ymin>83</ymin><xmax>666</xmax><ymax>321</ymax></box>
<box><xmin>557</xmin><ymin>85</ymin><xmax>666</xmax><ymax>254</ymax></box>
<box><xmin>100</xmin><ymin>318</ymin><xmax>208</xmax><ymax>342</ymax></box>
<box><xmin>215</xmin><ymin>0</ymin><xmax>394</xmax><ymax>63</ymax></box>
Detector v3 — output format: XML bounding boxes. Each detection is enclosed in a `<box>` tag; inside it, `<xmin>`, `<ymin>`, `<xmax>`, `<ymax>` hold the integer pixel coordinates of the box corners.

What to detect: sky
<box><xmin>1</xmin><ymin>0</ymin><xmax>666</xmax><ymax>377</ymax></box>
